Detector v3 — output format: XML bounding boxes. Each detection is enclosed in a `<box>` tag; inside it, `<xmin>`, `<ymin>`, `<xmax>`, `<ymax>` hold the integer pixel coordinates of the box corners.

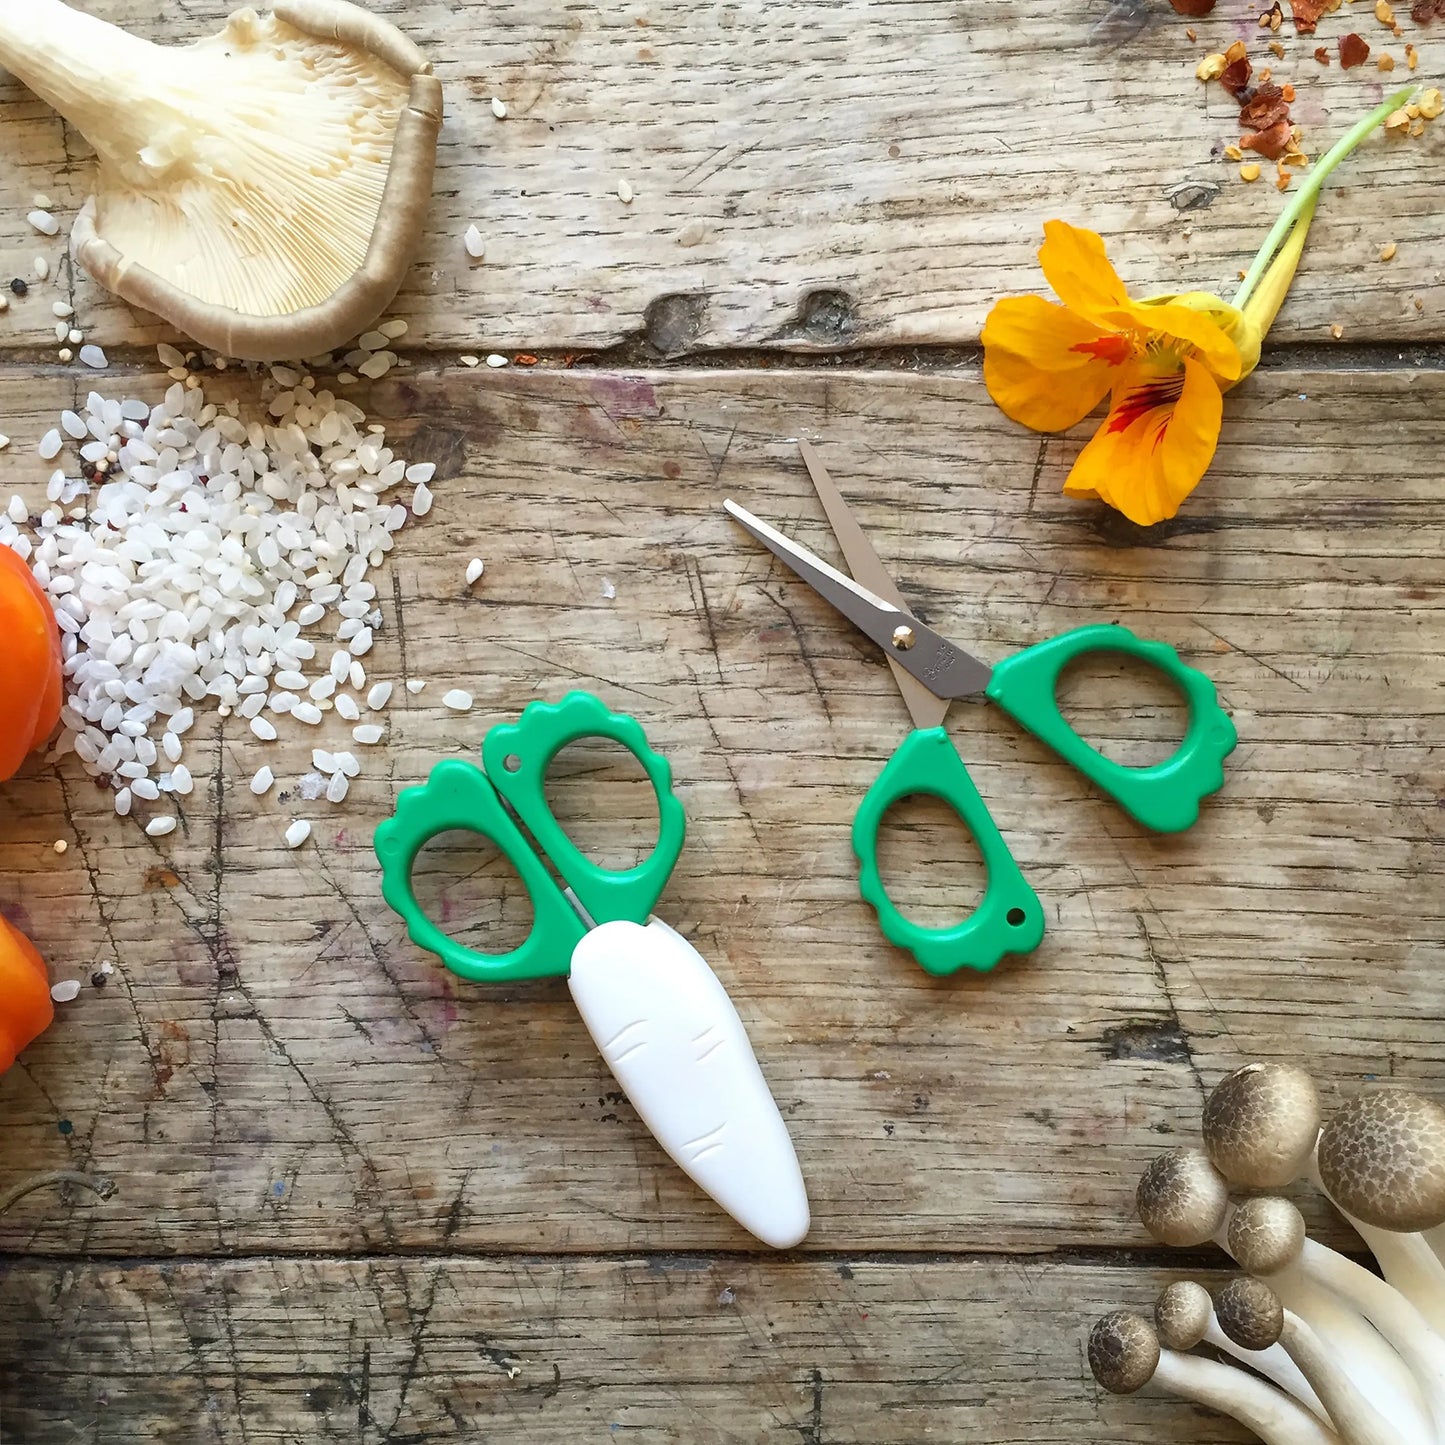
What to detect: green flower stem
<box><xmin>1232</xmin><ymin>83</ymin><xmax>1417</xmax><ymax>312</ymax></box>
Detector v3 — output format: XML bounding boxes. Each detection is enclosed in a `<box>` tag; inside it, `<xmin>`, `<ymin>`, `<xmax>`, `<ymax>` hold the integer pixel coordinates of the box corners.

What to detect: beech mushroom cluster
<box><xmin>1089</xmin><ymin>1062</ymin><xmax>1445</xmax><ymax>1445</ymax></box>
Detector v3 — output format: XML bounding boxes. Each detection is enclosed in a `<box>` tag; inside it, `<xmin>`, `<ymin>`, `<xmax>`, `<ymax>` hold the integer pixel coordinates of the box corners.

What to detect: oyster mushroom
<box><xmin>1214</xmin><ymin>1278</ymin><xmax>1402</xmax><ymax>1445</ymax></box>
<box><xmin>1155</xmin><ymin>1280</ymin><xmax>1324</xmax><ymax>1418</ymax></box>
<box><xmin>1088</xmin><ymin>1310</ymin><xmax>1341</xmax><ymax>1445</ymax></box>
<box><xmin>1136</xmin><ymin>1147</ymin><xmax>1424</xmax><ymax>1421</ymax></box>
<box><xmin>1205</xmin><ymin>1065</ymin><xmax>1445</xmax><ymax>1333</ymax></box>
<box><xmin>0</xmin><ymin>0</ymin><xmax>442</xmax><ymax>360</ymax></box>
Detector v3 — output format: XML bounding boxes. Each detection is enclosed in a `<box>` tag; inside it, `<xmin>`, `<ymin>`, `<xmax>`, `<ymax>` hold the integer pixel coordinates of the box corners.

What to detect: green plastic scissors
<box><xmin>372</xmin><ymin>691</ymin><xmax>810</xmax><ymax>1248</ymax></box>
<box><xmin>724</xmin><ymin>443</ymin><xmax>1238</xmax><ymax>978</ymax></box>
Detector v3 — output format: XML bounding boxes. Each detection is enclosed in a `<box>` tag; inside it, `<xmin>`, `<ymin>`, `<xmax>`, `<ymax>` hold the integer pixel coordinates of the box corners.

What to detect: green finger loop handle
<box><xmin>852</xmin><ymin>728</ymin><xmax>1045</xmax><ymax>977</ymax></box>
<box><xmin>985</xmin><ymin>624</ymin><xmax>1237</xmax><ymax>835</ymax></box>
<box><xmin>374</xmin><ymin>758</ymin><xmax>586</xmax><ymax>984</ymax></box>
<box><xmin>482</xmin><ymin>690</ymin><xmax>686</xmax><ymax>927</ymax></box>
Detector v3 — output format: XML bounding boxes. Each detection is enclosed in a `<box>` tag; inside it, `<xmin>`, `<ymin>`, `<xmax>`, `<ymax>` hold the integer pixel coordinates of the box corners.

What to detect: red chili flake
<box><xmin>1314</xmin><ymin>44</ymin><xmax>1331</xmax><ymax>62</ymax></box>
<box><xmin>514</xmin><ymin>354</ymin><xmax>539</xmax><ymax>366</ymax></box>
<box><xmin>1289</xmin><ymin>0</ymin><xmax>1329</xmax><ymax>30</ymax></box>
<box><xmin>1240</xmin><ymin>82</ymin><xmax>1290</xmax><ymax>130</ymax></box>
<box><xmin>1169</xmin><ymin>0</ymin><xmax>1216</xmax><ymax>13</ymax></box>
<box><xmin>1411</xmin><ymin>0</ymin><xmax>1445</xmax><ymax>19</ymax></box>
<box><xmin>1220</xmin><ymin>55</ymin><xmax>1254</xmax><ymax>94</ymax></box>
<box><xmin>1258</xmin><ymin>1</ymin><xmax>1284</xmax><ymax>27</ymax></box>
<box><xmin>1240</xmin><ymin>118</ymin><xmax>1295</xmax><ymax>158</ymax></box>
<box><xmin>1339</xmin><ymin>31</ymin><xmax>1371</xmax><ymax>66</ymax></box>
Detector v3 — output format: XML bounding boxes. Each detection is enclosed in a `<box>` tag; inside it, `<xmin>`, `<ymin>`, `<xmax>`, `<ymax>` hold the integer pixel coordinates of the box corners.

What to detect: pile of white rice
<box><xmin>0</xmin><ymin>366</ymin><xmax>441</xmax><ymax>839</ymax></box>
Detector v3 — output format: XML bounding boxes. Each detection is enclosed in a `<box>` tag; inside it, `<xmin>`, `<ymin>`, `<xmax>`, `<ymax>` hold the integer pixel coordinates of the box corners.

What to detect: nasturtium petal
<box><xmin>1062</xmin><ymin>355</ymin><xmax>1222</xmax><ymax>526</ymax></box>
<box><xmin>981</xmin><ymin>294</ymin><xmax>1118</xmax><ymax>431</ymax></box>
<box><xmin>1036</xmin><ymin>221</ymin><xmax>1130</xmax><ymax>323</ymax></box>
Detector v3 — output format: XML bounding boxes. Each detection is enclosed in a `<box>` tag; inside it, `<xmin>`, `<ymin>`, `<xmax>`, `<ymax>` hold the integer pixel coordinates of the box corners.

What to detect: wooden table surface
<box><xmin>2</xmin><ymin>2</ymin><xmax>1443</xmax><ymax>1440</ymax></box>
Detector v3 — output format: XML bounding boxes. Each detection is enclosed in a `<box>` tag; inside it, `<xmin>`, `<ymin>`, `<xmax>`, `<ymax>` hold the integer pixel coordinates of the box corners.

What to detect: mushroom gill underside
<box><xmin>1091</xmin><ymin>1062</ymin><xmax>1445</xmax><ymax>1445</ymax></box>
<box><xmin>89</xmin><ymin>12</ymin><xmax>407</xmax><ymax>318</ymax></box>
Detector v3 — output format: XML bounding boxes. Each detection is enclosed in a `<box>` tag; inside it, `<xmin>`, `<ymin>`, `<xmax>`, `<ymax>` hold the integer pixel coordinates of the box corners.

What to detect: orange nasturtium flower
<box><xmin>982</xmin><ymin>86</ymin><xmax>1415</xmax><ymax>527</ymax></box>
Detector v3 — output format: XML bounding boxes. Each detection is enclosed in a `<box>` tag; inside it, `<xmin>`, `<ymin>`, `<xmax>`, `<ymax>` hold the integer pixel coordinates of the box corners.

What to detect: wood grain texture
<box><xmin>0</xmin><ymin>362</ymin><xmax>1440</xmax><ymax>1278</ymax></box>
<box><xmin>0</xmin><ymin>0</ymin><xmax>1442</xmax><ymax>355</ymax></box>
<box><xmin>0</xmin><ymin>1255</ymin><xmax>1256</xmax><ymax>1443</ymax></box>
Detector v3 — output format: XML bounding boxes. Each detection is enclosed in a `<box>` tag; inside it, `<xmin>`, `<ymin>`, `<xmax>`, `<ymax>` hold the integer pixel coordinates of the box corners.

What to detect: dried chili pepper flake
<box><xmin>1339</xmin><ymin>31</ymin><xmax>1371</xmax><ymax>64</ymax></box>
<box><xmin>1419</xmin><ymin>86</ymin><xmax>1443</xmax><ymax>117</ymax></box>
<box><xmin>1406</xmin><ymin>41</ymin><xmax>1419</xmax><ymax>65</ymax></box>
<box><xmin>1329</xmin><ymin>323</ymin><xmax>1344</xmax><ymax>339</ymax></box>
<box><xmin>1198</xmin><ymin>51</ymin><xmax>1228</xmax><ymax>79</ymax></box>
<box><xmin>1170</xmin><ymin>0</ymin><xmax>1217</xmax><ymax>13</ymax></box>
<box><xmin>1281</xmin><ymin>82</ymin><xmax>1296</xmax><ymax>99</ymax></box>
<box><xmin>1379</xmin><ymin>50</ymin><xmax>1396</xmax><ymax>66</ymax></box>
<box><xmin>1315</xmin><ymin>44</ymin><xmax>1331</xmax><ymax>61</ymax></box>
<box><xmin>1290</xmin><ymin>0</ymin><xmax>1329</xmax><ymax>30</ymax></box>
<box><xmin>1187</xmin><ymin>26</ymin><xmax>1199</xmax><ymax>38</ymax></box>
<box><xmin>1376</xmin><ymin>0</ymin><xmax>1396</xmax><ymax>22</ymax></box>
<box><xmin>1240</xmin><ymin>82</ymin><xmax>1291</xmax><ymax>129</ymax></box>
<box><xmin>1220</xmin><ymin>55</ymin><xmax>1254</xmax><ymax>92</ymax></box>
<box><xmin>1276</xmin><ymin>168</ymin><xmax>1291</xmax><ymax>190</ymax></box>
<box><xmin>1240</xmin><ymin>161</ymin><xmax>1263</xmax><ymax>181</ymax></box>
<box><xmin>1225</xmin><ymin>38</ymin><xmax>1249</xmax><ymax>62</ymax></box>
<box><xmin>1224</xmin><ymin>141</ymin><xmax>1245</xmax><ymax>160</ymax></box>
<box><xmin>1380</xmin><ymin>242</ymin><xmax>1398</xmax><ymax>260</ymax></box>
<box><xmin>1411</xmin><ymin>115</ymin><xmax>1427</xmax><ymax>135</ymax></box>
<box><xmin>1410</xmin><ymin>0</ymin><xmax>1437</xmax><ymax>22</ymax></box>
<box><xmin>1242</xmin><ymin>118</ymin><xmax>1295</xmax><ymax>157</ymax></box>
<box><xmin>1384</xmin><ymin>105</ymin><xmax>1412</xmax><ymax>132</ymax></box>
<box><xmin>1270</xmin><ymin>39</ymin><xmax>1287</xmax><ymax>54</ymax></box>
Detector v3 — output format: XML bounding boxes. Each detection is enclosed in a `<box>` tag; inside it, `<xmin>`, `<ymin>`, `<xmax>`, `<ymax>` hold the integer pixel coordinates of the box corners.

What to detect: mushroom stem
<box><xmin>1426</xmin><ymin>1226</ymin><xmax>1445</xmax><ymax>1271</ymax></box>
<box><xmin>1277</xmin><ymin>1310</ymin><xmax>1405</xmax><ymax>1445</ymax></box>
<box><xmin>0</xmin><ymin>3</ymin><xmax>175</xmax><ymax>175</ymax></box>
<box><xmin>1291</xmin><ymin>1235</ymin><xmax>1445</xmax><ymax>1442</ymax></box>
<box><xmin>1090</xmin><ymin>1312</ymin><xmax>1341</xmax><ymax>1445</ymax></box>
<box><xmin>1154</xmin><ymin>1350</ymin><xmax>1343</xmax><ymax>1445</ymax></box>
<box><xmin>1201</xmin><ymin>1319</ymin><xmax>1329</xmax><ymax>1421</ymax></box>
<box><xmin>1219</xmin><ymin>1205</ymin><xmax>1434</xmax><ymax>1437</ymax></box>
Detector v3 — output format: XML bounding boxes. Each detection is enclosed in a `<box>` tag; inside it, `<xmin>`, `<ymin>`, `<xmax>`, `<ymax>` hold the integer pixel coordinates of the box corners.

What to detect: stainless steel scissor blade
<box><xmin>722</xmin><ymin>498</ymin><xmax>993</xmax><ymax>725</ymax></box>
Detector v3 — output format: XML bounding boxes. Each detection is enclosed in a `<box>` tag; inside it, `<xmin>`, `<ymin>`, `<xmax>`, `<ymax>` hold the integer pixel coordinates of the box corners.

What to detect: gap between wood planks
<box><xmin>0</xmin><ymin>340</ymin><xmax>1442</xmax><ymax>375</ymax></box>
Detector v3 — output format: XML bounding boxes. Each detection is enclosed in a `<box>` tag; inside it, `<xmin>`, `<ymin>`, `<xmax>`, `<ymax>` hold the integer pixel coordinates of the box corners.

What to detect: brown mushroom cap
<box><xmin>1317</xmin><ymin>1088</ymin><xmax>1445</xmax><ymax>1232</ymax></box>
<box><xmin>1202</xmin><ymin>1063</ymin><xmax>1320</xmax><ymax>1188</ymax></box>
<box><xmin>1213</xmin><ymin>1277</ymin><xmax>1285</xmax><ymax>1352</ymax></box>
<box><xmin>1226</xmin><ymin>1196</ymin><xmax>1307</xmax><ymax>1276</ymax></box>
<box><xmin>1089</xmin><ymin>1311</ymin><xmax>1161</xmax><ymax>1395</ymax></box>
<box><xmin>1136</xmin><ymin>1147</ymin><xmax>1231</xmax><ymax>1246</ymax></box>
<box><xmin>1155</xmin><ymin>1280</ymin><xmax>1212</xmax><ymax>1351</ymax></box>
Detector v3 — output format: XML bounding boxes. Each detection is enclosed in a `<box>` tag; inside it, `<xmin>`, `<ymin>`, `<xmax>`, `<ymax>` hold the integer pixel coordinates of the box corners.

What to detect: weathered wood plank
<box><xmin>0</xmin><ymin>1255</ymin><xmax>1254</xmax><ymax>1443</ymax></box>
<box><xmin>0</xmin><ymin>362</ymin><xmax>1440</xmax><ymax>1258</ymax></box>
<box><xmin>0</xmin><ymin>1</ymin><xmax>1442</xmax><ymax>355</ymax></box>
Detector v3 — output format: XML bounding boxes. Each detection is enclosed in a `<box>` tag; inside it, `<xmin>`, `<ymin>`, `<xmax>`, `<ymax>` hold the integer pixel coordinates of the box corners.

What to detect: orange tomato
<box><xmin>0</xmin><ymin>913</ymin><xmax>53</xmax><ymax>1073</ymax></box>
<box><xmin>0</xmin><ymin>545</ymin><xmax>63</xmax><ymax>782</ymax></box>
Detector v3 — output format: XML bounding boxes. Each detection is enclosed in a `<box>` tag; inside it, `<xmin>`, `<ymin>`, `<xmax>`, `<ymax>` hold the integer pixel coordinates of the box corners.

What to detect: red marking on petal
<box><xmin>1070</xmin><ymin>334</ymin><xmax>1133</xmax><ymax>365</ymax></box>
<box><xmin>1106</xmin><ymin>374</ymin><xmax>1186</xmax><ymax>435</ymax></box>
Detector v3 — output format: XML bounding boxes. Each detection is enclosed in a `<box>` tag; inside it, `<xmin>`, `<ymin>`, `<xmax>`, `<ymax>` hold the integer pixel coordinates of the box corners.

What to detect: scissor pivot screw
<box><xmin>891</xmin><ymin>625</ymin><xmax>916</xmax><ymax>651</ymax></box>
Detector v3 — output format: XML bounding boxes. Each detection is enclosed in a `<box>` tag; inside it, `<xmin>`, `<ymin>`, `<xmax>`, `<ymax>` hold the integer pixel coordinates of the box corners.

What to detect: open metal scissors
<box><xmin>724</xmin><ymin>443</ymin><xmax>1237</xmax><ymax>978</ymax></box>
<box><xmin>373</xmin><ymin>690</ymin><xmax>809</xmax><ymax>1248</ymax></box>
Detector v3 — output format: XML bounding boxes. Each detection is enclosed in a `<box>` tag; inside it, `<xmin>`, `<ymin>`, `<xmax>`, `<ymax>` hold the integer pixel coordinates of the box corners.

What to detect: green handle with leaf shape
<box><xmin>852</xmin><ymin>728</ymin><xmax>1046</xmax><ymax>977</ymax></box>
<box><xmin>984</xmin><ymin>624</ymin><xmax>1237</xmax><ymax>834</ymax></box>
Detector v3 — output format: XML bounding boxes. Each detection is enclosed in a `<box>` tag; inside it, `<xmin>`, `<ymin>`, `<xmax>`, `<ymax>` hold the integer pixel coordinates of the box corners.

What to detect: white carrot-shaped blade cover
<box><xmin>568</xmin><ymin>917</ymin><xmax>810</xmax><ymax>1249</ymax></box>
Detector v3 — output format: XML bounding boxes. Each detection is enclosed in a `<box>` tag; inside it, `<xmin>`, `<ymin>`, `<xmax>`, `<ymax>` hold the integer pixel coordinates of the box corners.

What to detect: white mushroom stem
<box><xmin>1305</xmin><ymin>1147</ymin><xmax>1445</xmax><ymax>1338</ymax></box>
<box><xmin>1213</xmin><ymin>1208</ymin><xmax>1434</xmax><ymax>1441</ymax></box>
<box><xmin>1288</xmin><ymin>1235</ymin><xmax>1445</xmax><ymax>1442</ymax></box>
<box><xmin>1202</xmin><ymin>1319</ymin><xmax>1329</xmax><ymax>1423</ymax></box>
<box><xmin>1427</xmin><ymin>1226</ymin><xmax>1445</xmax><ymax>1272</ymax></box>
<box><xmin>1153</xmin><ymin>1350</ymin><xmax>1342</xmax><ymax>1445</ymax></box>
<box><xmin>1277</xmin><ymin>1310</ymin><xmax>1405</xmax><ymax>1445</ymax></box>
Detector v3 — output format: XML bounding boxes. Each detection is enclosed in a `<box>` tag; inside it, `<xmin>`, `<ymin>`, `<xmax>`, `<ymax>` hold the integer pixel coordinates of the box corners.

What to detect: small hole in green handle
<box><xmin>503</xmin><ymin>753</ymin><xmax>523</xmax><ymax>773</ymax></box>
<box><xmin>1006</xmin><ymin>907</ymin><xmax>1027</xmax><ymax>927</ymax></box>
